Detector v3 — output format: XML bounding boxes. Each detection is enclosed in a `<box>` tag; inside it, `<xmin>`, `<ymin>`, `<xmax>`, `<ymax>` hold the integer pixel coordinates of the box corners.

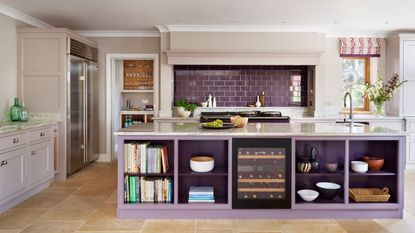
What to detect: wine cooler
<box><xmin>232</xmin><ymin>138</ymin><xmax>291</xmax><ymax>209</ymax></box>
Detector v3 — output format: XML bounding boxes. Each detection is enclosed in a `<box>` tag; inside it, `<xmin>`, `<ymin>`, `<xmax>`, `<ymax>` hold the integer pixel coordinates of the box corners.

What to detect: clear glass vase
<box><xmin>374</xmin><ymin>102</ymin><xmax>385</xmax><ymax>117</ymax></box>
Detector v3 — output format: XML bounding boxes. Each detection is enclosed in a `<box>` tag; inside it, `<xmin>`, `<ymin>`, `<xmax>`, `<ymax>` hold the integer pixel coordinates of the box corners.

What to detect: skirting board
<box><xmin>405</xmin><ymin>163</ymin><xmax>415</xmax><ymax>170</ymax></box>
<box><xmin>97</xmin><ymin>153</ymin><xmax>111</xmax><ymax>162</ymax></box>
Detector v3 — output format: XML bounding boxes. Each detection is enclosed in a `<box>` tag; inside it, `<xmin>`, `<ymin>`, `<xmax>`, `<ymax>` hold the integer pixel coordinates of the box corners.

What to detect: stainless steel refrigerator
<box><xmin>67</xmin><ymin>39</ymin><xmax>99</xmax><ymax>175</ymax></box>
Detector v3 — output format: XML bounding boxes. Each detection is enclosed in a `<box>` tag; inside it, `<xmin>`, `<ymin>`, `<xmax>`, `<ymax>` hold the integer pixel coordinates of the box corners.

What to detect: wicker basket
<box><xmin>349</xmin><ymin>187</ymin><xmax>390</xmax><ymax>202</ymax></box>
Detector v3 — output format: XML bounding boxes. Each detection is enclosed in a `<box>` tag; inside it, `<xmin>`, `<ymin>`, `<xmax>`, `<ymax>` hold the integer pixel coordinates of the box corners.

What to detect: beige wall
<box><xmin>170</xmin><ymin>32</ymin><xmax>325</xmax><ymax>51</ymax></box>
<box><xmin>90</xmin><ymin>37</ymin><xmax>160</xmax><ymax>154</ymax></box>
<box><xmin>0</xmin><ymin>14</ymin><xmax>17</xmax><ymax>120</ymax></box>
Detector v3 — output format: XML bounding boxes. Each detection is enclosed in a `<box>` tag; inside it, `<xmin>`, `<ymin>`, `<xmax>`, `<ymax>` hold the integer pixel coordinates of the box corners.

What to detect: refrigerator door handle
<box><xmin>83</xmin><ymin>61</ymin><xmax>87</xmax><ymax>164</ymax></box>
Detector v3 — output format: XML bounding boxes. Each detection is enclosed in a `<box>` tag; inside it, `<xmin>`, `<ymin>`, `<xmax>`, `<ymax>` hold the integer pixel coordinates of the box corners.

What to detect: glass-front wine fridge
<box><xmin>232</xmin><ymin>138</ymin><xmax>291</xmax><ymax>209</ymax></box>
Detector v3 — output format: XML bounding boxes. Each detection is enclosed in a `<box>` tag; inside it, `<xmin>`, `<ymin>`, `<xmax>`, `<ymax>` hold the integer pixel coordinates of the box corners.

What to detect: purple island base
<box><xmin>115</xmin><ymin>123</ymin><xmax>405</xmax><ymax>219</ymax></box>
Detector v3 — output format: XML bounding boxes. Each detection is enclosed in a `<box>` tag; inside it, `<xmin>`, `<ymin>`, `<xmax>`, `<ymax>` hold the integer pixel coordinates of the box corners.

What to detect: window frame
<box><xmin>342</xmin><ymin>57</ymin><xmax>371</xmax><ymax>113</ymax></box>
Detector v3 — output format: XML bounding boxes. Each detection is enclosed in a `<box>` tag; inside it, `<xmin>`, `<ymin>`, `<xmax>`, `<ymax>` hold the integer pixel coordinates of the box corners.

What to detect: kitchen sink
<box><xmin>334</xmin><ymin>120</ymin><xmax>368</xmax><ymax>127</ymax></box>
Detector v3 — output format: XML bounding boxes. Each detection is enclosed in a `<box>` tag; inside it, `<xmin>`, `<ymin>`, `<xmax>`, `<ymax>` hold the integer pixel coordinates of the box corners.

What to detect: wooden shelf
<box><xmin>125</xmin><ymin>172</ymin><xmax>174</xmax><ymax>177</ymax></box>
<box><xmin>179</xmin><ymin>167</ymin><xmax>228</xmax><ymax>176</ymax></box>
<box><xmin>120</xmin><ymin>111</ymin><xmax>154</xmax><ymax>115</ymax></box>
<box><xmin>121</xmin><ymin>90</ymin><xmax>154</xmax><ymax>93</ymax></box>
<box><xmin>349</xmin><ymin>170</ymin><xmax>396</xmax><ymax>176</ymax></box>
<box><xmin>296</xmin><ymin>171</ymin><xmax>344</xmax><ymax>176</ymax></box>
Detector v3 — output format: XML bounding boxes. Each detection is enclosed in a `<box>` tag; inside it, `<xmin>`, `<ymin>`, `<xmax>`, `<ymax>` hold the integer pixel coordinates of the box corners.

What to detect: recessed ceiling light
<box><xmin>229</xmin><ymin>20</ymin><xmax>236</xmax><ymax>24</ymax></box>
<box><xmin>281</xmin><ymin>21</ymin><xmax>287</xmax><ymax>24</ymax></box>
<box><xmin>333</xmin><ymin>21</ymin><xmax>339</xmax><ymax>24</ymax></box>
<box><xmin>384</xmin><ymin>21</ymin><xmax>390</xmax><ymax>24</ymax></box>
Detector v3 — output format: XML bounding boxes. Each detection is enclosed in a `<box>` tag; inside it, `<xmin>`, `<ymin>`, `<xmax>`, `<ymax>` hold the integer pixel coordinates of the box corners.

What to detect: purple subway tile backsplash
<box><xmin>174</xmin><ymin>65</ymin><xmax>308</xmax><ymax>107</ymax></box>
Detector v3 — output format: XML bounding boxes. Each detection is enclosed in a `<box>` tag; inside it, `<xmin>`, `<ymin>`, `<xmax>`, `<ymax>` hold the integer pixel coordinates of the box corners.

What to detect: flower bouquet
<box><xmin>364</xmin><ymin>73</ymin><xmax>406</xmax><ymax>116</ymax></box>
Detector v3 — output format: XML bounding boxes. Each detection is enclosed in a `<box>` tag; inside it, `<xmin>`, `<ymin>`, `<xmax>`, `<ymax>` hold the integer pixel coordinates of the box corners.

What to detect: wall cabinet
<box><xmin>0</xmin><ymin>125</ymin><xmax>55</xmax><ymax>212</ymax></box>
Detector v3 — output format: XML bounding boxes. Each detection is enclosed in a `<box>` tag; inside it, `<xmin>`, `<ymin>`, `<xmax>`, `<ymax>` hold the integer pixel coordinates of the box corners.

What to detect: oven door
<box><xmin>232</xmin><ymin>138</ymin><xmax>291</xmax><ymax>209</ymax></box>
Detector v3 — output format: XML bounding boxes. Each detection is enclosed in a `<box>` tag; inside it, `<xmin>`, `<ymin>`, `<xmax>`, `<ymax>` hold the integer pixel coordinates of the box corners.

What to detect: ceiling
<box><xmin>1</xmin><ymin>0</ymin><xmax>415</xmax><ymax>33</ymax></box>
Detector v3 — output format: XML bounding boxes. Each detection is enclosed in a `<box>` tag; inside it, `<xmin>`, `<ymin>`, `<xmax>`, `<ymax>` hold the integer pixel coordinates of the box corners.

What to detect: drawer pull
<box><xmin>40</xmin><ymin>132</ymin><xmax>46</xmax><ymax>137</ymax></box>
<box><xmin>31</xmin><ymin>151</ymin><xmax>36</xmax><ymax>156</ymax></box>
<box><xmin>13</xmin><ymin>138</ymin><xmax>19</xmax><ymax>143</ymax></box>
<box><xmin>0</xmin><ymin>160</ymin><xmax>7</xmax><ymax>166</ymax></box>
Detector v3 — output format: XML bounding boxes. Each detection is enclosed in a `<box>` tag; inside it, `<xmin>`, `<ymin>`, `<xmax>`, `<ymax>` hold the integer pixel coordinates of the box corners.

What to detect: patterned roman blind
<box><xmin>340</xmin><ymin>38</ymin><xmax>382</xmax><ymax>57</ymax></box>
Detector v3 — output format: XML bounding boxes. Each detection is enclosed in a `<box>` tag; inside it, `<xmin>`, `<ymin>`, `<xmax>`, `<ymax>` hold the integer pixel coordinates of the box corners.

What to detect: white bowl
<box><xmin>351</xmin><ymin>161</ymin><xmax>368</xmax><ymax>173</ymax></box>
<box><xmin>316</xmin><ymin>182</ymin><xmax>341</xmax><ymax>190</ymax></box>
<box><xmin>190</xmin><ymin>156</ymin><xmax>214</xmax><ymax>173</ymax></box>
<box><xmin>297</xmin><ymin>189</ymin><xmax>319</xmax><ymax>202</ymax></box>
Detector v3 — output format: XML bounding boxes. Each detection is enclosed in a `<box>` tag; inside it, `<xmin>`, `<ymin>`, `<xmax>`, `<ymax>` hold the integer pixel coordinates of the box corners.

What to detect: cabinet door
<box><xmin>29</xmin><ymin>141</ymin><xmax>53</xmax><ymax>186</ymax></box>
<box><xmin>403</xmin><ymin>81</ymin><xmax>415</xmax><ymax>116</ymax></box>
<box><xmin>404</xmin><ymin>41</ymin><xmax>415</xmax><ymax>81</ymax></box>
<box><xmin>0</xmin><ymin>148</ymin><xmax>27</xmax><ymax>202</ymax></box>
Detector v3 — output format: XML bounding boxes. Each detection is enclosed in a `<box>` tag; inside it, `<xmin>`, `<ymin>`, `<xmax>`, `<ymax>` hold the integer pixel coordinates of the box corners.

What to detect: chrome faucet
<box><xmin>343</xmin><ymin>92</ymin><xmax>353</xmax><ymax>124</ymax></box>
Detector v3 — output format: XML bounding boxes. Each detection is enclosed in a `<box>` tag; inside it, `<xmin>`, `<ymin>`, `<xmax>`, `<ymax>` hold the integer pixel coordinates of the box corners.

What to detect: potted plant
<box><xmin>175</xmin><ymin>99</ymin><xmax>197</xmax><ymax>118</ymax></box>
<box><xmin>364</xmin><ymin>73</ymin><xmax>406</xmax><ymax>117</ymax></box>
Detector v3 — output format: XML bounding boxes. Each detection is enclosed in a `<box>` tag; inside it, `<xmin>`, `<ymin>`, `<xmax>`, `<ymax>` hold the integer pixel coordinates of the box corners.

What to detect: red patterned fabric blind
<box><xmin>340</xmin><ymin>38</ymin><xmax>382</xmax><ymax>57</ymax></box>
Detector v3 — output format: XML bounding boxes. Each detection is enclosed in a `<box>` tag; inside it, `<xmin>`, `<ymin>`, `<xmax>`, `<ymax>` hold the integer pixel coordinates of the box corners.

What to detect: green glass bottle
<box><xmin>10</xmin><ymin>98</ymin><xmax>21</xmax><ymax>122</ymax></box>
<box><xmin>20</xmin><ymin>101</ymin><xmax>29</xmax><ymax>122</ymax></box>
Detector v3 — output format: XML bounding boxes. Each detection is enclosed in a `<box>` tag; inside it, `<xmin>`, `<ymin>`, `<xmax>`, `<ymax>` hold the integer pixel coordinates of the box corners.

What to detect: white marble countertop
<box><xmin>0</xmin><ymin>113</ymin><xmax>60</xmax><ymax>135</ymax></box>
<box><xmin>115</xmin><ymin>122</ymin><xmax>407</xmax><ymax>137</ymax></box>
<box><xmin>152</xmin><ymin>115</ymin><xmax>405</xmax><ymax>122</ymax></box>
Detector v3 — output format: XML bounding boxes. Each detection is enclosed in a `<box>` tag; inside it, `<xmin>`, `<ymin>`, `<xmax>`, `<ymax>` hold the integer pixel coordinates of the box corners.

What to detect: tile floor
<box><xmin>0</xmin><ymin>161</ymin><xmax>414</xmax><ymax>233</ymax></box>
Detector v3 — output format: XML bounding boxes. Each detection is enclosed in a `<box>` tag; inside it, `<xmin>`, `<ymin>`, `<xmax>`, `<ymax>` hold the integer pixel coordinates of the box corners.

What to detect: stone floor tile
<box><xmin>235</xmin><ymin>219</ymin><xmax>280</xmax><ymax>232</ymax></box>
<box><xmin>196</xmin><ymin>219</ymin><xmax>236</xmax><ymax>229</ymax></box>
<box><xmin>105</xmin><ymin>190</ymin><xmax>118</xmax><ymax>203</ymax></box>
<box><xmin>79</xmin><ymin>203</ymin><xmax>144</xmax><ymax>231</ymax></box>
<box><xmin>196</xmin><ymin>229</ymin><xmax>237</xmax><ymax>233</ymax></box>
<box><xmin>15</xmin><ymin>188</ymin><xmax>77</xmax><ymax>209</ymax></box>
<box><xmin>141</xmin><ymin>219</ymin><xmax>195</xmax><ymax>233</ymax></box>
<box><xmin>0</xmin><ymin>208</ymin><xmax>48</xmax><ymax>230</ymax></box>
<box><xmin>20</xmin><ymin>221</ymin><xmax>84</xmax><ymax>233</ymax></box>
<box><xmin>336</xmin><ymin>219</ymin><xmax>389</xmax><ymax>233</ymax></box>
<box><xmin>279</xmin><ymin>223</ymin><xmax>345</xmax><ymax>233</ymax></box>
<box><xmin>38</xmin><ymin>195</ymin><xmax>107</xmax><ymax>221</ymax></box>
<box><xmin>73</xmin><ymin>184</ymin><xmax>116</xmax><ymax>196</ymax></box>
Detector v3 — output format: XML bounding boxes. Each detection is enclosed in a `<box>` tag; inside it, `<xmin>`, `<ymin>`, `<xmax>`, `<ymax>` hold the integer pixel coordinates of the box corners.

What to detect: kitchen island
<box><xmin>115</xmin><ymin>122</ymin><xmax>406</xmax><ymax>219</ymax></box>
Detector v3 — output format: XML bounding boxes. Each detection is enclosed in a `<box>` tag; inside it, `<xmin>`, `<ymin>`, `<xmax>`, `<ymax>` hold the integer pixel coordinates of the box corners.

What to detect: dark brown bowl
<box><xmin>363</xmin><ymin>156</ymin><xmax>384</xmax><ymax>171</ymax></box>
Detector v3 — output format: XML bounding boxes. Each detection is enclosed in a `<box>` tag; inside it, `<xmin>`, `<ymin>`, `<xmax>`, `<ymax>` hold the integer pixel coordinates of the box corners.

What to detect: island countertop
<box><xmin>115</xmin><ymin>122</ymin><xmax>407</xmax><ymax>137</ymax></box>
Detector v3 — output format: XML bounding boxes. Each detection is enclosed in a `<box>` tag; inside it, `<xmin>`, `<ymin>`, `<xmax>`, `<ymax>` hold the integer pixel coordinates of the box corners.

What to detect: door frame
<box><xmin>105</xmin><ymin>53</ymin><xmax>159</xmax><ymax>161</ymax></box>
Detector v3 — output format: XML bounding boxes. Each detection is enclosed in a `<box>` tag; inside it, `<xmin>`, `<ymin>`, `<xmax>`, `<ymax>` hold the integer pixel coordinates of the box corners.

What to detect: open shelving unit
<box><xmin>118</xmin><ymin>136</ymin><xmax>231</xmax><ymax>213</ymax></box>
<box><xmin>119</xmin><ymin>58</ymin><xmax>158</xmax><ymax>128</ymax></box>
<box><xmin>292</xmin><ymin>137</ymin><xmax>403</xmax><ymax>210</ymax></box>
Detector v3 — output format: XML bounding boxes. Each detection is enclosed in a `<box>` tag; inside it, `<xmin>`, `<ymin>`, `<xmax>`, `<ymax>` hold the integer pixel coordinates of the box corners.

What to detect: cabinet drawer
<box><xmin>0</xmin><ymin>133</ymin><xmax>27</xmax><ymax>152</ymax></box>
<box><xmin>29</xmin><ymin>127</ymin><xmax>52</xmax><ymax>143</ymax></box>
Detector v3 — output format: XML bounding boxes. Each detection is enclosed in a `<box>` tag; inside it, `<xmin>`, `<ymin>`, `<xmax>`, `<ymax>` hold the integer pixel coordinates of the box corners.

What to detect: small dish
<box><xmin>363</xmin><ymin>156</ymin><xmax>384</xmax><ymax>171</ymax></box>
<box><xmin>297</xmin><ymin>189</ymin><xmax>319</xmax><ymax>202</ymax></box>
<box><xmin>351</xmin><ymin>161</ymin><xmax>368</xmax><ymax>173</ymax></box>
<box><xmin>190</xmin><ymin>156</ymin><xmax>215</xmax><ymax>173</ymax></box>
<box><xmin>324</xmin><ymin>162</ymin><xmax>338</xmax><ymax>173</ymax></box>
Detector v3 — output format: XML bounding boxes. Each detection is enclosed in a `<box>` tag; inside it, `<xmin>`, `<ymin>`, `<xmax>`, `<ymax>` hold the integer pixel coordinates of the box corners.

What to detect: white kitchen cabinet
<box><xmin>402</xmin><ymin>81</ymin><xmax>415</xmax><ymax>116</ymax></box>
<box><xmin>28</xmin><ymin>141</ymin><xmax>52</xmax><ymax>186</ymax></box>
<box><xmin>0</xmin><ymin>148</ymin><xmax>27</xmax><ymax>204</ymax></box>
<box><xmin>0</xmin><ymin>125</ymin><xmax>55</xmax><ymax>212</ymax></box>
<box><xmin>406</xmin><ymin>119</ymin><xmax>415</xmax><ymax>168</ymax></box>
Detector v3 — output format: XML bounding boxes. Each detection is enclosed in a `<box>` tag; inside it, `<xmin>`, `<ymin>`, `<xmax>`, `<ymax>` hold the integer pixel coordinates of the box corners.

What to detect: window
<box><xmin>342</xmin><ymin>57</ymin><xmax>370</xmax><ymax>112</ymax></box>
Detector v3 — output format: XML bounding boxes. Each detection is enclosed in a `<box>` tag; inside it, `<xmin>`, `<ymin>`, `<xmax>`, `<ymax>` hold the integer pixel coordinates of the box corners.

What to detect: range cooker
<box><xmin>200</xmin><ymin>111</ymin><xmax>290</xmax><ymax>123</ymax></box>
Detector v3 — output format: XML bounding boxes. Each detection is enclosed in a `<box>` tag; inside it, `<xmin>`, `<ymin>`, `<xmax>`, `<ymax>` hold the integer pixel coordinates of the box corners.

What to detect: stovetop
<box><xmin>200</xmin><ymin>111</ymin><xmax>290</xmax><ymax>123</ymax></box>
